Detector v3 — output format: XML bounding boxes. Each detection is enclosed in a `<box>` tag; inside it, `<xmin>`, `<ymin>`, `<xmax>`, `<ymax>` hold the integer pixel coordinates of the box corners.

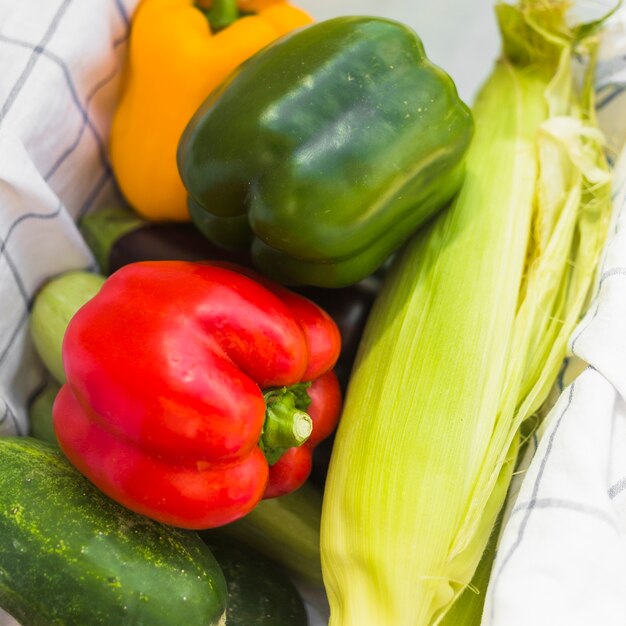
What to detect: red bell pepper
<box><xmin>52</xmin><ymin>261</ymin><xmax>341</xmax><ymax>529</ymax></box>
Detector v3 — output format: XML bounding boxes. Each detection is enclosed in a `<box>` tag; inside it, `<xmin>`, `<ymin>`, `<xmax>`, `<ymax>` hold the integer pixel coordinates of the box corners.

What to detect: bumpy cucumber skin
<box><xmin>0</xmin><ymin>437</ymin><xmax>227</xmax><ymax>626</ymax></box>
<box><xmin>203</xmin><ymin>535</ymin><xmax>308</xmax><ymax>626</ymax></box>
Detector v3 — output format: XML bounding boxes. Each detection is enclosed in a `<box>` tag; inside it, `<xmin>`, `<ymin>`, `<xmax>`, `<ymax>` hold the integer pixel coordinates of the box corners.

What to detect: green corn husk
<box><xmin>320</xmin><ymin>2</ymin><xmax>613</xmax><ymax>625</ymax></box>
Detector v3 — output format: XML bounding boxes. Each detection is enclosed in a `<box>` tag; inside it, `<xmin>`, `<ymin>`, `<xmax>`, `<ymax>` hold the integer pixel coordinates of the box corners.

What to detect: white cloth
<box><xmin>0</xmin><ymin>0</ymin><xmax>136</xmax><ymax>436</ymax></box>
<box><xmin>2</xmin><ymin>2</ymin><xmax>626</xmax><ymax>626</ymax></box>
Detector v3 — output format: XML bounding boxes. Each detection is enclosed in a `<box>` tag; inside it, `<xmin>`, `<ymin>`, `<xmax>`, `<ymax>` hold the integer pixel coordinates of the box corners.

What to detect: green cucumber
<box><xmin>0</xmin><ymin>437</ymin><xmax>227</xmax><ymax>626</ymax></box>
<box><xmin>203</xmin><ymin>535</ymin><xmax>308</xmax><ymax>626</ymax></box>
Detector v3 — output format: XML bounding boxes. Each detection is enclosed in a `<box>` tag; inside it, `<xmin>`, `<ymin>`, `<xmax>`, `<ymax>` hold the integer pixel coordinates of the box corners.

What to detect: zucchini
<box><xmin>27</xmin><ymin>380</ymin><xmax>60</xmax><ymax>446</ymax></box>
<box><xmin>0</xmin><ymin>437</ymin><xmax>227</xmax><ymax>626</ymax></box>
<box><xmin>202</xmin><ymin>535</ymin><xmax>308</xmax><ymax>626</ymax></box>
<box><xmin>215</xmin><ymin>482</ymin><xmax>324</xmax><ymax>586</ymax></box>
<box><xmin>29</xmin><ymin>271</ymin><xmax>105</xmax><ymax>384</ymax></box>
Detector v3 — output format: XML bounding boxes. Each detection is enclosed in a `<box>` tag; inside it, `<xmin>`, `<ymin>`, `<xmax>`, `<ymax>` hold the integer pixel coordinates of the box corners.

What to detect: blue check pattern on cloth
<box><xmin>0</xmin><ymin>0</ymin><xmax>138</xmax><ymax>436</ymax></box>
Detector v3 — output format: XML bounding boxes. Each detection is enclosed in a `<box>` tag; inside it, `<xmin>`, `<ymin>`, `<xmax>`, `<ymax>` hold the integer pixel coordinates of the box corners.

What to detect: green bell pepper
<box><xmin>177</xmin><ymin>16</ymin><xmax>473</xmax><ymax>287</ymax></box>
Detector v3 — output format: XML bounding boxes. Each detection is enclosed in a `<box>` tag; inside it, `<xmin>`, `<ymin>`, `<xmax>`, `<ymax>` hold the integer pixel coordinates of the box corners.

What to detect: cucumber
<box><xmin>0</xmin><ymin>437</ymin><xmax>227</xmax><ymax>626</ymax></box>
<box><xmin>202</xmin><ymin>535</ymin><xmax>308</xmax><ymax>626</ymax></box>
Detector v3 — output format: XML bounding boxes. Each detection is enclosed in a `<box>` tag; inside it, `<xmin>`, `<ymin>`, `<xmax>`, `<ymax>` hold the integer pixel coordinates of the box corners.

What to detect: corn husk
<box><xmin>320</xmin><ymin>2</ymin><xmax>613</xmax><ymax>624</ymax></box>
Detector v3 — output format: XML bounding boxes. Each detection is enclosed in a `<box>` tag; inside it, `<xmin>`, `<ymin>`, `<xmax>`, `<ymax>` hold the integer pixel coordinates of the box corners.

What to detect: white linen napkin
<box><xmin>0</xmin><ymin>0</ymin><xmax>136</xmax><ymax>437</ymax></box>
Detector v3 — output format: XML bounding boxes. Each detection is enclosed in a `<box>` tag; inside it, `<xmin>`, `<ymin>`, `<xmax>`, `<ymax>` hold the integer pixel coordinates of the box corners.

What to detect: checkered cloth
<box><xmin>1</xmin><ymin>2</ymin><xmax>626</xmax><ymax>626</ymax></box>
<box><xmin>0</xmin><ymin>0</ymin><xmax>137</xmax><ymax>436</ymax></box>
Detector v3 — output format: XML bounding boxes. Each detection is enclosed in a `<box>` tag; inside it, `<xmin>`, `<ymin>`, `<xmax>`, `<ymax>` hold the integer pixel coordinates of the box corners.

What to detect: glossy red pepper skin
<box><xmin>53</xmin><ymin>261</ymin><xmax>341</xmax><ymax>529</ymax></box>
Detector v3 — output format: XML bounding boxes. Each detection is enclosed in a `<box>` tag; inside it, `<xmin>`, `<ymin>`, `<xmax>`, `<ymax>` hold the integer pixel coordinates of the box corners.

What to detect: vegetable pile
<box><xmin>0</xmin><ymin>0</ymin><xmax>616</xmax><ymax>624</ymax></box>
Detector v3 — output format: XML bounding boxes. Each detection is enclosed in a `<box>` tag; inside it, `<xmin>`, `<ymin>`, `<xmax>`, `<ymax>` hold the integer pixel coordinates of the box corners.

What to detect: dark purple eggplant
<box><xmin>80</xmin><ymin>206</ymin><xmax>251</xmax><ymax>274</ymax></box>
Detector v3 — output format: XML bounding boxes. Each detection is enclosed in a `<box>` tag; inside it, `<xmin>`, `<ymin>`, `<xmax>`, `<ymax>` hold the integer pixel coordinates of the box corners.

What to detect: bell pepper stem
<box><xmin>261</xmin><ymin>386</ymin><xmax>313</xmax><ymax>464</ymax></box>
<box><xmin>265</xmin><ymin>405</ymin><xmax>312</xmax><ymax>448</ymax></box>
<box><xmin>201</xmin><ymin>0</ymin><xmax>240</xmax><ymax>32</ymax></box>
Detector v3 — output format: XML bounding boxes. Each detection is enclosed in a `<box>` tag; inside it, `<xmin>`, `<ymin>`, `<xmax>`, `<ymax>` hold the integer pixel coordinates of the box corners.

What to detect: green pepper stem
<box><xmin>200</xmin><ymin>0</ymin><xmax>239</xmax><ymax>31</ymax></box>
<box><xmin>260</xmin><ymin>386</ymin><xmax>313</xmax><ymax>464</ymax></box>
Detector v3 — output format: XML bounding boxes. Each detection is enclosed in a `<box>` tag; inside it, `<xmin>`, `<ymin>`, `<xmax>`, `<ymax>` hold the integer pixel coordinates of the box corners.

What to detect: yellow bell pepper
<box><xmin>110</xmin><ymin>0</ymin><xmax>312</xmax><ymax>221</ymax></box>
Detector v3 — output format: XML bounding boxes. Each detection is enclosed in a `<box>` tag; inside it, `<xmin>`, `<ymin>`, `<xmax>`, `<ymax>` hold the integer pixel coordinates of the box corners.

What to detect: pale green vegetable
<box><xmin>30</xmin><ymin>271</ymin><xmax>105</xmax><ymax>383</ymax></box>
<box><xmin>320</xmin><ymin>2</ymin><xmax>612</xmax><ymax>625</ymax></box>
<box><xmin>29</xmin><ymin>379</ymin><xmax>61</xmax><ymax>445</ymax></box>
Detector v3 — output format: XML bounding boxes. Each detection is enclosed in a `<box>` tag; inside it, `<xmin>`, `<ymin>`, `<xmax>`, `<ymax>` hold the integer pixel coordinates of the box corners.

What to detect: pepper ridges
<box><xmin>53</xmin><ymin>261</ymin><xmax>341</xmax><ymax>529</ymax></box>
<box><xmin>178</xmin><ymin>16</ymin><xmax>473</xmax><ymax>286</ymax></box>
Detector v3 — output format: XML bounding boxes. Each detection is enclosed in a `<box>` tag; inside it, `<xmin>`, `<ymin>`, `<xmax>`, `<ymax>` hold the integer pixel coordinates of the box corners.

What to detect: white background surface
<box><xmin>298</xmin><ymin>0</ymin><xmax>499</xmax><ymax>104</ymax></box>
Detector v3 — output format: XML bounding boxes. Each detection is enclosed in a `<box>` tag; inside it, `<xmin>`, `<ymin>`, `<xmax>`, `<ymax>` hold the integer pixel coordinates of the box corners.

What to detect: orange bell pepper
<box><xmin>109</xmin><ymin>0</ymin><xmax>312</xmax><ymax>221</ymax></box>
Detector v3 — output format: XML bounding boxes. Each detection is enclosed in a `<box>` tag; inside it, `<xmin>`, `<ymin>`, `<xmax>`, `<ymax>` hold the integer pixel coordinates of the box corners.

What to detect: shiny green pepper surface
<box><xmin>178</xmin><ymin>16</ymin><xmax>473</xmax><ymax>287</ymax></box>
